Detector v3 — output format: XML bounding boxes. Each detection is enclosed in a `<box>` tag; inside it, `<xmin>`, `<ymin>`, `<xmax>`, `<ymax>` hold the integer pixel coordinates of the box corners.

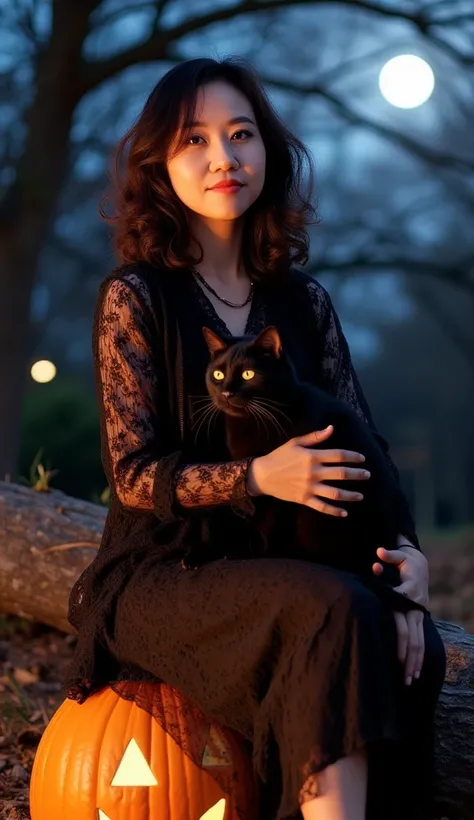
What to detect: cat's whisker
<box><xmin>251</xmin><ymin>402</ymin><xmax>286</xmax><ymax>439</ymax></box>
<box><xmin>247</xmin><ymin>403</ymin><xmax>265</xmax><ymax>436</ymax></box>
<box><xmin>194</xmin><ymin>402</ymin><xmax>215</xmax><ymax>429</ymax></box>
<box><xmin>190</xmin><ymin>404</ymin><xmax>213</xmax><ymax>421</ymax></box>
<box><xmin>193</xmin><ymin>412</ymin><xmax>213</xmax><ymax>443</ymax></box>
<box><xmin>190</xmin><ymin>400</ymin><xmax>214</xmax><ymax>423</ymax></box>
<box><xmin>248</xmin><ymin>401</ymin><xmax>277</xmax><ymax>440</ymax></box>
<box><xmin>205</xmin><ymin>406</ymin><xmax>220</xmax><ymax>443</ymax></box>
<box><xmin>253</xmin><ymin>398</ymin><xmax>292</xmax><ymax>426</ymax></box>
<box><xmin>257</xmin><ymin>406</ymin><xmax>285</xmax><ymax>440</ymax></box>
<box><xmin>254</xmin><ymin>396</ymin><xmax>287</xmax><ymax>410</ymax></box>
<box><xmin>191</xmin><ymin>397</ymin><xmax>215</xmax><ymax>409</ymax></box>
<box><xmin>193</xmin><ymin>404</ymin><xmax>218</xmax><ymax>442</ymax></box>
<box><xmin>255</xmin><ymin>397</ymin><xmax>287</xmax><ymax>408</ymax></box>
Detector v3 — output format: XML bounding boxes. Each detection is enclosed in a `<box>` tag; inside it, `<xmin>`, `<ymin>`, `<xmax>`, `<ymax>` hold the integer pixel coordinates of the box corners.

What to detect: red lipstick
<box><xmin>209</xmin><ymin>179</ymin><xmax>244</xmax><ymax>192</ymax></box>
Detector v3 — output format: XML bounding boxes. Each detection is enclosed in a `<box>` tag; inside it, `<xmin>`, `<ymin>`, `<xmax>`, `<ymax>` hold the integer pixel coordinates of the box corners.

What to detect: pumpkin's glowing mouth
<box><xmin>97</xmin><ymin>736</ymin><xmax>227</xmax><ymax>820</ymax></box>
<box><xmin>98</xmin><ymin>804</ymin><xmax>225</xmax><ymax>820</ymax></box>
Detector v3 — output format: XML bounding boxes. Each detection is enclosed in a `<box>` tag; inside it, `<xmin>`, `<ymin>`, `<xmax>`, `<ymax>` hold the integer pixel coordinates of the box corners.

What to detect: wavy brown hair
<box><xmin>100</xmin><ymin>56</ymin><xmax>320</xmax><ymax>281</ymax></box>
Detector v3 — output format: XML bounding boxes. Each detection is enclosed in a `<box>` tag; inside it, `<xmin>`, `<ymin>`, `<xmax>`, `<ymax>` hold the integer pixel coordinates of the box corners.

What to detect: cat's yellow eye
<box><xmin>213</xmin><ymin>369</ymin><xmax>225</xmax><ymax>381</ymax></box>
<box><xmin>242</xmin><ymin>369</ymin><xmax>255</xmax><ymax>381</ymax></box>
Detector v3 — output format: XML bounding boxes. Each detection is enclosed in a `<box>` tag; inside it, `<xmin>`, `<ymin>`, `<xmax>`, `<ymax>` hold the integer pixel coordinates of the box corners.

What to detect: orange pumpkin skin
<box><xmin>29</xmin><ymin>683</ymin><xmax>259</xmax><ymax>820</ymax></box>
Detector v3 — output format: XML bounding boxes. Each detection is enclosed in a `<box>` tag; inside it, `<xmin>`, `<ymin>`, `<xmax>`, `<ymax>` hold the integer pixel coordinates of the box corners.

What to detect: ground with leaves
<box><xmin>0</xmin><ymin>618</ymin><xmax>74</xmax><ymax>818</ymax></box>
<box><xmin>1</xmin><ymin>528</ymin><xmax>473</xmax><ymax>819</ymax></box>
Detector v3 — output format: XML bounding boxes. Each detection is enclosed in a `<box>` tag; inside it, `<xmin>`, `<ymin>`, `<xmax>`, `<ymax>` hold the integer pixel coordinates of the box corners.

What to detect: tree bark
<box><xmin>0</xmin><ymin>479</ymin><xmax>473</xmax><ymax>818</ymax></box>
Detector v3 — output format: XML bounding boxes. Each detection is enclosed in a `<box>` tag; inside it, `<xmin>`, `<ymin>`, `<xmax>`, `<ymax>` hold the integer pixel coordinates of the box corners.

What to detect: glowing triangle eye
<box><xmin>200</xmin><ymin>799</ymin><xmax>226</xmax><ymax>820</ymax></box>
<box><xmin>213</xmin><ymin>370</ymin><xmax>225</xmax><ymax>380</ymax></box>
<box><xmin>242</xmin><ymin>369</ymin><xmax>255</xmax><ymax>380</ymax></box>
<box><xmin>111</xmin><ymin>738</ymin><xmax>158</xmax><ymax>786</ymax></box>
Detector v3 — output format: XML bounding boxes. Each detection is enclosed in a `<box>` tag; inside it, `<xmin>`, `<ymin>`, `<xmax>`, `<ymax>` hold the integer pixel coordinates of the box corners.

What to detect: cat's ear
<box><xmin>252</xmin><ymin>326</ymin><xmax>282</xmax><ymax>358</ymax></box>
<box><xmin>202</xmin><ymin>326</ymin><xmax>228</xmax><ymax>356</ymax></box>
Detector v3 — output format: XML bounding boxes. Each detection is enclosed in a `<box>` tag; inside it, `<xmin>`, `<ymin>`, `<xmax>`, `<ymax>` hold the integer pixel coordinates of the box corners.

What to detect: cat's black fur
<box><xmin>181</xmin><ymin>325</ymin><xmax>426</xmax><ymax>613</ymax></box>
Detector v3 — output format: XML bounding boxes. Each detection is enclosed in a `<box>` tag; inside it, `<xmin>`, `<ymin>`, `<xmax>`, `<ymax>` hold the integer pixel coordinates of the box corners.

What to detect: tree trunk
<box><xmin>0</xmin><ymin>479</ymin><xmax>473</xmax><ymax>818</ymax></box>
<box><xmin>0</xmin><ymin>254</ymin><xmax>35</xmax><ymax>483</ymax></box>
<box><xmin>0</xmin><ymin>2</ymin><xmax>98</xmax><ymax>481</ymax></box>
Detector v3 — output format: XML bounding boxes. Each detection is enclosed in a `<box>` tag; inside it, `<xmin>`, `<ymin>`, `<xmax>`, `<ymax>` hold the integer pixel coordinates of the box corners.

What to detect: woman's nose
<box><xmin>210</xmin><ymin>146</ymin><xmax>238</xmax><ymax>172</ymax></box>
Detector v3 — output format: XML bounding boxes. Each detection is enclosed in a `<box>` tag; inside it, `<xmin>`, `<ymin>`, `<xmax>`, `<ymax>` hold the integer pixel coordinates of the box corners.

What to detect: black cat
<box><xmin>182</xmin><ymin>324</ymin><xmax>425</xmax><ymax>612</ymax></box>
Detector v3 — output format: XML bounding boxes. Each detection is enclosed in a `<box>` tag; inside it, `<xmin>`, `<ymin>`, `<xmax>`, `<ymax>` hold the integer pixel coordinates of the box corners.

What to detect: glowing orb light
<box><xmin>379</xmin><ymin>54</ymin><xmax>435</xmax><ymax>108</ymax></box>
<box><xmin>30</xmin><ymin>359</ymin><xmax>57</xmax><ymax>383</ymax></box>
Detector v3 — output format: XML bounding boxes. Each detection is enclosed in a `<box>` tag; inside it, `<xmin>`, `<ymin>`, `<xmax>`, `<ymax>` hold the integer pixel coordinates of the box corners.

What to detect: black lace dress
<box><xmin>62</xmin><ymin>265</ymin><xmax>446</xmax><ymax>820</ymax></box>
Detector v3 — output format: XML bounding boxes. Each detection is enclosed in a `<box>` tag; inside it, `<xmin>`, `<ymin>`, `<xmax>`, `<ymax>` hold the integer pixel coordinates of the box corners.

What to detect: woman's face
<box><xmin>166</xmin><ymin>80</ymin><xmax>266</xmax><ymax>223</ymax></box>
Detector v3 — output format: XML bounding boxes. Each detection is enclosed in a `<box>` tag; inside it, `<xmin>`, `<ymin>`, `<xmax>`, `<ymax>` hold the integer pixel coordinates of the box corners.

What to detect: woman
<box><xmin>62</xmin><ymin>57</ymin><xmax>446</xmax><ymax>820</ymax></box>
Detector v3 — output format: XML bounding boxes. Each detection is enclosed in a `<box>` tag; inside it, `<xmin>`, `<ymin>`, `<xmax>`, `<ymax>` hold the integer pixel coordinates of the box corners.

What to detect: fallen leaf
<box><xmin>12</xmin><ymin>668</ymin><xmax>38</xmax><ymax>686</ymax></box>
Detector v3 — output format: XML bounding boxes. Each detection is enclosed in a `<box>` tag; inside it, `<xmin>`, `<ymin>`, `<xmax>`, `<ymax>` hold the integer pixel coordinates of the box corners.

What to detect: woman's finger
<box><xmin>414</xmin><ymin>614</ymin><xmax>425</xmax><ymax>679</ymax></box>
<box><xmin>404</xmin><ymin>611</ymin><xmax>422</xmax><ymax>684</ymax></box>
<box><xmin>309</xmin><ymin>447</ymin><xmax>366</xmax><ymax>464</ymax></box>
<box><xmin>314</xmin><ymin>465</ymin><xmax>371</xmax><ymax>483</ymax></box>
<box><xmin>304</xmin><ymin>496</ymin><xmax>348</xmax><ymax>517</ymax></box>
<box><xmin>311</xmin><ymin>482</ymin><xmax>364</xmax><ymax>503</ymax></box>
<box><xmin>392</xmin><ymin>611</ymin><xmax>409</xmax><ymax>667</ymax></box>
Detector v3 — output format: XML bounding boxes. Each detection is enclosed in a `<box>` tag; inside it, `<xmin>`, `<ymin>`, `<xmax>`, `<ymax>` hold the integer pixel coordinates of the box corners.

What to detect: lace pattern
<box><xmin>97</xmin><ymin>274</ymin><xmax>259</xmax><ymax>518</ymax></box>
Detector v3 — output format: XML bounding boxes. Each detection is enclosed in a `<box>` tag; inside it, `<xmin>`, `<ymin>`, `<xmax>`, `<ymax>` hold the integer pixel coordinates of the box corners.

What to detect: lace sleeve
<box><xmin>306</xmin><ymin>280</ymin><xmax>422</xmax><ymax>552</ymax></box>
<box><xmin>97</xmin><ymin>276</ymin><xmax>255</xmax><ymax>524</ymax></box>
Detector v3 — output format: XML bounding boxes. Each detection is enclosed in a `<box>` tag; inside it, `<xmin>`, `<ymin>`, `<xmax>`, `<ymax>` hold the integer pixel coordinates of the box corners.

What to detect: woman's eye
<box><xmin>213</xmin><ymin>370</ymin><xmax>225</xmax><ymax>381</ymax></box>
<box><xmin>188</xmin><ymin>130</ymin><xmax>252</xmax><ymax>146</ymax></box>
<box><xmin>242</xmin><ymin>369</ymin><xmax>255</xmax><ymax>381</ymax></box>
<box><xmin>231</xmin><ymin>130</ymin><xmax>253</xmax><ymax>140</ymax></box>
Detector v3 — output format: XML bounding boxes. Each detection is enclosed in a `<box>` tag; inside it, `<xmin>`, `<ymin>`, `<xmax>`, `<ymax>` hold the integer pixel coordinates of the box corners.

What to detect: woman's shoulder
<box><xmin>100</xmin><ymin>259</ymin><xmax>180</xmax><ymax>310</ymax></box>
<box><xmin>97</xmin><ymin>262</ymin><xmax>154</xmax><ymax>315</ymax></box>
<box><xmin>288</xmin><ymin>267</ymin><xmax>332</xmax><ymax>313</ymax></box>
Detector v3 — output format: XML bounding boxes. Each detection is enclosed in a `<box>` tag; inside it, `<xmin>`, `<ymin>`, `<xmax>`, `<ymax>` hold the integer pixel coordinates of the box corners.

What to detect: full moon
<box><xmin>378</xmin><ymin>55</ymin><xmax>435</xmax><ymax>109</ymax></box>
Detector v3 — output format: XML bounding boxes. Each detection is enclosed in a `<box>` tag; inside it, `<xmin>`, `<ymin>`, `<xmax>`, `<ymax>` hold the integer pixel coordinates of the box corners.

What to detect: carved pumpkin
<box><xmin>30</xmin><ymin>682</ymin><xmax>259</xmax><ymax>820</ymax></box>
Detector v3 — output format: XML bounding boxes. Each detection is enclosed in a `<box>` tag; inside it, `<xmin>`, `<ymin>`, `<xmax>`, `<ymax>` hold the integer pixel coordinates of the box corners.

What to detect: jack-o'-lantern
<box><xmin>29</xmin><ymin>682</ymin><xmax>259</xmax><ymax>819</ymax></box>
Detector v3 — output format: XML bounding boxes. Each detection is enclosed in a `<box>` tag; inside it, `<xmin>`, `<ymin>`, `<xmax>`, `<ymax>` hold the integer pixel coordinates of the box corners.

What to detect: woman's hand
<box><xmin>373</xmin><ymin>546</ymin><xmax>430</xmax><ymax>686</ymax></box>
<box><xmin>247</xmin><ymin>425</ymin><xmax>371</xmax><ymax>515</ymax></box>
<box><xmin>372</xmin><ymin>546</ymin><xmax>429</xmax><ymax>608</ymax></box>
<box><xmin>391</xmin><ymin>609</ymin><xmax>425</xmax><ymax>687</ymax></box>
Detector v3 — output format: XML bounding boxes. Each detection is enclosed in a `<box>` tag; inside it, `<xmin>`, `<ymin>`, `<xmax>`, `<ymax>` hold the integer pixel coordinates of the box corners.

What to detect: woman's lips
<box><xmin>208</xmin><ymin>183</ymin><xmax>244</xmax><ymax>193</ymax></box>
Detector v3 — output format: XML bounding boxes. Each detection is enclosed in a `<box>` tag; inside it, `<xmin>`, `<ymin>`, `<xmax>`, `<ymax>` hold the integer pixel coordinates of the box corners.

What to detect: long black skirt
<box><xmin>107</xmin><ymin>555</ymin><xmax>446</xmax><ymax>820</ymax></box>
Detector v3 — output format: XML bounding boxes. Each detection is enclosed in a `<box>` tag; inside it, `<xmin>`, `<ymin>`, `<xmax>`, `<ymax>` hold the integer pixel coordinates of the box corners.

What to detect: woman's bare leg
<box><xmin>300</xmin><ymin>748</ymin><xmax>368</xmax><ymax>820</ymax></box>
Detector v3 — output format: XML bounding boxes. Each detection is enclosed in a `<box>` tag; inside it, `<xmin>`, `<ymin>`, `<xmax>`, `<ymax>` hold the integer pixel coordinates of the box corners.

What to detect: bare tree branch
<box><xmin>436</xmin><ymin>13</ymin><xmax>474</xmax><ymax>25</ymax></box>
<box><xmin>91</xmin><ymin>0</ymin><xmax>173</xmax><ymax>32</ymax></box>
<box><xmin>78</xmin><ymin>0</ymin><xmax>474</xmax><ymax>94</ymax></box>
<box><xmin>306</xmin><ymin>255</ymin><xmax>474</xmax><ymax>297</ymax></box>
<box><xmin>260</xmin><ymin>72</ymin><xmax>474</xmax><ymax>175</ymax></box>
<box><xmin>420</xmin><ymin>28</ymin><xmax>474</xmax><ymax>67</ymax></box>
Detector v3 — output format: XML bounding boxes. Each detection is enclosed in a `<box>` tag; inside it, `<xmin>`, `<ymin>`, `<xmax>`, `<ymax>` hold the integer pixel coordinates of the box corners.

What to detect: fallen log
<box><xmin>0</xmin><ymin>479</ymin><xmax>472</xmax><ymax>819</ymax></box>
<box><xmin>0</xmin><ymin>479</ymin><xmax>105</xmax><ymax>634</ymax></box>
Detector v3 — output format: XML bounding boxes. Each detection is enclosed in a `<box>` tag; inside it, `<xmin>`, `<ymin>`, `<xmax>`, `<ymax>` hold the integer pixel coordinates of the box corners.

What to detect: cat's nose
<box><xmin>222</xmin><ymin>391</ymin><xmax>234</xmax><ymax>399</ymax></box>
